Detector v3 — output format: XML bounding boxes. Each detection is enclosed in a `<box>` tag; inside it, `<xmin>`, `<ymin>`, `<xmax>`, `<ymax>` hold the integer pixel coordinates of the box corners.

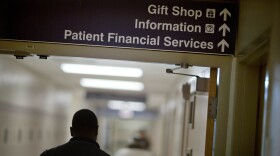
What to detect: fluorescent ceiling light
<box><xmin>108</xmin><ymin>100</ymin><xmax>146</xmax><ymax>111</ymax></box>
<box><xmin>80</xmin><ymin>78</ymin><xmax>144</xmax><ymax>91</ymax></box>
<box><xmin>61</xmin><ymin>63</ymin><xmax>143</xmax><ymax>77</ymax></box>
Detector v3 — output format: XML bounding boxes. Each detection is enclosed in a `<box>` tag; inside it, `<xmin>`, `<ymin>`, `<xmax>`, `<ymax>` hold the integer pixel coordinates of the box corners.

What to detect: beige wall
<box><xmin>266</xmin><ymin>1</ymin><xmax>280</xmax><ymax>155</ymax></box>
<box><xmin>227</xmin><ymin>0</ymin><xmax>279</xmax><ymax>155</ymax></box>
<box><xmin>237</xmin><ymin>0</ymin><xmax>273</xmax><ymax>53</ymax></box>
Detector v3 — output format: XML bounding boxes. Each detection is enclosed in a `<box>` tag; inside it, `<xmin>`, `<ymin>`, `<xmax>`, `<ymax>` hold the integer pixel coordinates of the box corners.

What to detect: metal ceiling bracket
<box><xmin>208</xmin><ymin>97</ymin><xmax>218</xmax><ymax>119</ymax></box>
<box><xmin>38</xmin><ymin>55</ymin><xmax>49</xmax><ymax>59</ymax></box>
<box><xmin>166</xmin><ymin>63</ymin><xmax>199</xmax><ymax>78</ymax></box>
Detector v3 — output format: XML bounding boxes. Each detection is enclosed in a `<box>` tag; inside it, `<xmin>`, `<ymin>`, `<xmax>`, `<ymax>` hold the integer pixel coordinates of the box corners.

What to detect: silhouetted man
<box><xmin>40</xmin><ymin>109</ymin><xmax>110</xmax><ymax>156</ymax></box>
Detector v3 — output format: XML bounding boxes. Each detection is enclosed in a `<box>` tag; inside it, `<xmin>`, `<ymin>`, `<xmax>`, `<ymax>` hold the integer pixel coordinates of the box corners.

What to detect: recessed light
<box><xmin>61</xmin><ymin>63</ymin><xmax>143</xmax><ymax>77</ymax></box>
<box><xmin>80</xmin><ymin>78</ymin><xmax>144</xmax><ymax>91</ymax></box>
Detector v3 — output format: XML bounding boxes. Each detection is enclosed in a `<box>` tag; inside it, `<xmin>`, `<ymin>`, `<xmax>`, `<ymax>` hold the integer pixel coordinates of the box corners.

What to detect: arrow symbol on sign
<box><xmin>218</xmin><ymin>39</ymin><xmax>229</xmax><ymax>52</ymax></box>
<box><xmin>219</xmin><ymin>8</ymin><xmax>231</xmax><ymax>21</ymax></box>
<box><xmin>219</xmin><ymin>23</ymin><xmax>230</xmax><ymax>37</ymax></box>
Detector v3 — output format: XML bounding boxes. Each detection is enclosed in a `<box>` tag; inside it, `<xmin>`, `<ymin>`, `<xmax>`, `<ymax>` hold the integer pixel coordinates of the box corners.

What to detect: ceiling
<box><xmin>15</xmin><ymin>55</ymin><xmax>208</xmax><ymax>110</ymax></box>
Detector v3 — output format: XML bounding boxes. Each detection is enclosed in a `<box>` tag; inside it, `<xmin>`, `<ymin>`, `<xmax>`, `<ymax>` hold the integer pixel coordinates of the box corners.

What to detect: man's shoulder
<box><xmin>40</xmin><ymin>142</ymin><xmax>110</xmax><ymax>156</ymax></box>
<box><xmin>40</xmin><ymin>143</ymin><xmax>67</xmax><ymax>156</ymax></box>
<box><xmin>40</xmin><ymin>150</ymin><xmax>48</xmax><ymax>156</ymax></box>
<box><xmin>99</xmin><ymin>149</ymin><xmax>111</xmax><ymax>156</ymax></box>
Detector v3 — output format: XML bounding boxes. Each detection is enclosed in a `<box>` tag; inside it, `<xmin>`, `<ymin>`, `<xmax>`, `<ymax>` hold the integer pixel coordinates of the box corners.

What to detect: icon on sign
<box><xmin>220</xmin><ymin>8</ymin><xmax>231</xmax><ymax>21</ymax></box>
<box><xmin>218</xmin><ymin>39</ymin><xmax>229</xmax><ymax>53</ymax></box>
<box><xmin>206</xmin><ymin>9</ymin><xmax>216</xmax><ymax>18</ymax></box>
<box><xmin>205</xmin><ymin>24</ymin><xmax>215</xmax><ymax>34</ymax></box>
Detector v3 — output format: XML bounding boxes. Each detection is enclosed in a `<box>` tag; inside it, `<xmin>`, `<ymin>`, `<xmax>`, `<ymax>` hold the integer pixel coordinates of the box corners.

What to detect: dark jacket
<box><xmin>40</xmin><ymin>137</ymin><xmax>110</xmax><ymax>156</ymax></box>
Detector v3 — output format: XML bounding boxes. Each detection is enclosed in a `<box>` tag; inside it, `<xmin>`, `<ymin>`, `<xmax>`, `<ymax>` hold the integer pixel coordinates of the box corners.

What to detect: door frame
<box><xmin>0</xmin><ymin>40</ymin><xmax>233</xmax><ymax>155</ymax></box>
<box><xmin>226</xmin><ymin>30</ymin><xmax>269</xmax><ymax>155</ymax></box>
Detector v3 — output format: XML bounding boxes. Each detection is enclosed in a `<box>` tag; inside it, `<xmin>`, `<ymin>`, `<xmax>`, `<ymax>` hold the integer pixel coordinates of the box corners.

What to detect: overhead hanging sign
<box><xmin>0</xmin><ymin>0</ymin><xmax>238</xmax><ymax>55</ymax></box>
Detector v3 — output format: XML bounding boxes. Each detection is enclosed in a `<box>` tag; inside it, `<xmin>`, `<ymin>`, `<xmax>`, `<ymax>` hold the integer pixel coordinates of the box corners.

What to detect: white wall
<box><xmin>104</xmin><ymin>118</ymin><xmax>152</xmax><ymax>154</ymax></box>
<box><xmin>0</xmin><ymin>56</ymin><xmax>74</xmax><ymax>156</ymax></box>
<box><xmin>186</xmin><ymin>94</ymin><xmax>208</xmax><ymax>156</ymax></box>
<box><xmin>159</xmin><ymin>68</ymin><xmax>210</xmax><ymax>156</ymax></box>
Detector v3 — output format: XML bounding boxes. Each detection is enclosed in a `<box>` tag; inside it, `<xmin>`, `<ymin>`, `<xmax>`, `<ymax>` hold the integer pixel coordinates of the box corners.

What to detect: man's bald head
<box><xmin>71</xmin><ymin>109</ymin><xmax>99</xmax><ymax>139</ymax></box>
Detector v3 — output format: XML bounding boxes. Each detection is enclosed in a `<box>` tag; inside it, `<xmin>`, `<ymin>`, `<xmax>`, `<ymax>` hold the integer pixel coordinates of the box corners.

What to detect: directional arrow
<box><xmin>219</xmin><ymin>8</ymin><xmax>231</xmax><ymax>21</ymax></box>
<box><xmin>219</xmin><ymin>23</ymin><xmax>230</xmax><ymax>37</ymax></box>
<box><xmin>217</xmin><ymin>39</ymin><xmax>229</xmax><ymax>52</ymax></box>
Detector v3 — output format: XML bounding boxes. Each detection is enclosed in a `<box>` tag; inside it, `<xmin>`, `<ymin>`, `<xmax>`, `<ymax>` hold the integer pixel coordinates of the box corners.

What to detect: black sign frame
<box><xmin>0</xmin><ymin>0</ymin><xmax>239</xmax><ymax>55</ymax></box>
